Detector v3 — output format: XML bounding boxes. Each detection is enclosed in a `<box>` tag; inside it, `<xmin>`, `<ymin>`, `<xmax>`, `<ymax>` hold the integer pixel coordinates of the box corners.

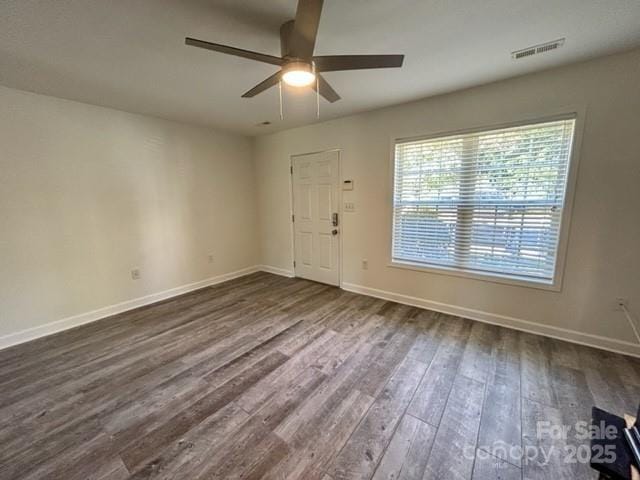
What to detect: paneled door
<box><xmin>291</xmin><ymin>150</ymin><xmax>340</xmax><ymax>286</ymax></box>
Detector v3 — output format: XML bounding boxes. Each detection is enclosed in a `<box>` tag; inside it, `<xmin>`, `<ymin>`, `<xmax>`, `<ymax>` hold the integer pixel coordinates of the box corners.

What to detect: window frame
<box><xmin>387</xmin><ymin>110</ymin><xmax>584</xmax><ymax>292</ymax></box>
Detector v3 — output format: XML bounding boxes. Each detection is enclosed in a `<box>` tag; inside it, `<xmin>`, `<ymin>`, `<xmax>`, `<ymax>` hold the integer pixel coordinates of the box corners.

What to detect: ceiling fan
<box><xmin>185</xmin><ymin>0</ymin><xmax>404</xmax><ymax>103</ymax></box>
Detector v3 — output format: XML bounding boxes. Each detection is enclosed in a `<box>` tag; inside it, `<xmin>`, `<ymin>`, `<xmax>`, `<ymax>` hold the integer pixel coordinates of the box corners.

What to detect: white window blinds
<box><xmin>392</xmin><ymin>117</ymin><xmax>576</xmax><ymax>283</ymax></box>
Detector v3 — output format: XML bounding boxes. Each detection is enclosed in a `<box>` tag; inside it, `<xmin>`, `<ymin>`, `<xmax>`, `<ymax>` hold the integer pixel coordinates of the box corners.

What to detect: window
<box><xmin>392</xmin><ymin>117</ymin><xmax>576</xmax><ymax>285</ymax></box>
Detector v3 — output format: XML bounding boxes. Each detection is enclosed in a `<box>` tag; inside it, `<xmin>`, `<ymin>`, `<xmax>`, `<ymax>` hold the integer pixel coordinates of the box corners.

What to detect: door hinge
<box><xmin>292</xmin><ymin>214</ymin><xmax>295</xmax><ymax>222</ymax></box>
<box><xmin>293</xmin><ymin>260</ymin><xmax>296</xmax><ymax>267</ymax></box>
<box><xmin>290</xmin><ymin>166</ymin><xmax>293</xmax><ymax>175</ymax></box>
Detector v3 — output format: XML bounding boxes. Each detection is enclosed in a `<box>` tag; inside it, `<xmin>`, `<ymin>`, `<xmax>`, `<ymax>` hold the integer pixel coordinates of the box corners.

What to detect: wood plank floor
<box><xmin>1</xmin><ymin>272</ymin><xmax>639</xmax><ymax>479</ymax></box>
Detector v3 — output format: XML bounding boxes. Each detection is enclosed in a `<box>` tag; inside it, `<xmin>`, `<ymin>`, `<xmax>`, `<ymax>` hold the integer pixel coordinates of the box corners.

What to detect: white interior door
<box><xmin>292</xmin><ymin>150</ymin><xmax>340</xmax><ymax>286</ymax></box>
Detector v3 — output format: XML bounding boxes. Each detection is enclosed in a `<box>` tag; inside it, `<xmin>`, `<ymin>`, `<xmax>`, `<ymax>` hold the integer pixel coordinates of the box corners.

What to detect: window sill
<box><xmin>388</xmin><ymin>260</ymin><xmax>562</xmax><ymax>292</ymax></box>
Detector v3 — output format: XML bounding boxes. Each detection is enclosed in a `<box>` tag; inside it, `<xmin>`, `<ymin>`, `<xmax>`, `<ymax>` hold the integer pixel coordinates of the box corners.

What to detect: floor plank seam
<box><xmin>458</xmin><ymin>371</ymin><xmax>489</xmax><ymax>387</ymax></box>
<box><xmin>520</xmin><ymin>394</ymin><xmax>560</xmax><ymax>411</ymax></box>
<box><xmin>320</xmin><ymin>342</ymin><xmax>409</xmax><ymax>475</ymax></box>
<box><xmin>476</xmin><ymin>446</ymin><xmax>523</xmax><ymax>470</ymax></box>
<box><xmin>365</xmin><ymin>349</ymin><xmax>432</xmax><ymax>479</ymax></box>
<box><xmin>469</xmin><ymin>376</ymin><xmax>491</xmax><ymax>477</ymax></box>
<box><xmin>117</xmin><ymin>453</ymin><xmax>132</xmax><ymax>475</ymax></box>
<box><xmin>404</xmin><ymin>411</ymin><xmax>438</xmax><ymax>427</ymax></box>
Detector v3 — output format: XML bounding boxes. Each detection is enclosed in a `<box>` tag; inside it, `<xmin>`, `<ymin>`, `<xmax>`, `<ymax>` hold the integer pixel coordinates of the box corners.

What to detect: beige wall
<box><xmin>0</xmin><ymin>86</ymin><xmax>257</xmax><ymax>341</ymax></box>
<box><xmin>2</xmin><ymin>49</ymin><xmax>639</xmax><ymax>354</ymax></box>
<box><xmin>254</xmin><ymin>48</ymin><xmax>640</xmax><ymax>353</ymax></box>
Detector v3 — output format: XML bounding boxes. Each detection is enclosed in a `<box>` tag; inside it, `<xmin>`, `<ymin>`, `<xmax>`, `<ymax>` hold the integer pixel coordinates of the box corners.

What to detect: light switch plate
<box><xmin>344</xmin><ymin>201</ymin><xmax>355</xmax><ymax>212</ymax></box>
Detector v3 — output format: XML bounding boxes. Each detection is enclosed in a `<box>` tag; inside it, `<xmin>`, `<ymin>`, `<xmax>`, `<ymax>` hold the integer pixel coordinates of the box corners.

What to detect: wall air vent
<box><xmin>512</xmin><ymin>38</ymin><xmax>565</xmax><ymax>60</ymax></box>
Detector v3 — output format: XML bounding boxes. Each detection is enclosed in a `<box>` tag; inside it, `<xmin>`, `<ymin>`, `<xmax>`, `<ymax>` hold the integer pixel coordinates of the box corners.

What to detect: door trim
<box><xmin>289</xmin><ymin>149</ymin><xmax>343</xmax><ymax>287</ymax></box>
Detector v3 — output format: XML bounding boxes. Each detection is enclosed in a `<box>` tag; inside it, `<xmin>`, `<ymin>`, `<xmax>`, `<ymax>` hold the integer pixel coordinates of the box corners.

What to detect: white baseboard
<box><xmin>342</xmin><ymin>282</ymin><xmax>640</xmax><ymax>358</ymax></box>
<box><xmin>0</xmin><ymin>266</ymin><xmax>260</xmax><ymax>351</ymax></box>
<box><xmin>5</xmin><ymin>266</ymin><xmax>635</xmax><ymax>359</ymax></box>
<box><xmin>258</xmin><ymin>265</ymin><xmax>295</xmax><ymax>278</ymax></box>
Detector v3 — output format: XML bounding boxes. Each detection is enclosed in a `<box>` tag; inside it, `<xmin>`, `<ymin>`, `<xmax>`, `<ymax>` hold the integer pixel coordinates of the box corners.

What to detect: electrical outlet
<box><xmin>131</xmin><ymin>268</ymin><xmax>141</xmax><ymax>280</ymax></box>
<box><xmin>362</xmin><ymin>259</ymin><xmax>368</xmax><ymax>270</ymax></box>
<box><xmin>208</xmin><ymin>254</ymin><xmax>214</xmax><ymax>264</ymax></box>
<box><xmin>615</xmin><ymin>297</ymin><xmax>629</xmax><ymax>311</ymax></box>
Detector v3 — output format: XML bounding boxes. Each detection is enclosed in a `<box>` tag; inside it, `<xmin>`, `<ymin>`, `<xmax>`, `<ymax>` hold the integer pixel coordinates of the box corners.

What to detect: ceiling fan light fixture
<box><xmin>185</xmin><ymin>0</ymin><xmax>405</xmax><ymax>103</ymax></box>
<box><xmin>282</xmin><ymin>61</ymin><xmax>316</xmax><ymax>87</ymax></box>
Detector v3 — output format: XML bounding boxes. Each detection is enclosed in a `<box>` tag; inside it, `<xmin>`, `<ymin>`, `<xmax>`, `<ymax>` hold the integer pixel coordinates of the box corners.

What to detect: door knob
<box><xmin>331</xmin><ymin>229</ymin><xmax>338</xmax><ymax>236</ymax></box>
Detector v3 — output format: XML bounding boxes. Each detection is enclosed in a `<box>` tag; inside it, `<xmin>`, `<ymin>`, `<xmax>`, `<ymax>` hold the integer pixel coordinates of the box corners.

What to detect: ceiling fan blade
<box><xmin>241</xmin><ymin>71</ymin><xmax>282</xmax><ymax>98</ymax></box>
<box><xmin>313</xmin><ymin>54</ymin><xmax>404</xmax><ymax>72</ymax></box>
<box><xmin>185</xmin><ymin>37</ymin><xmax>283</xmax><ymax>66</ymax></box>
<box><xmin>312</xmin><ymin>74</ymin><xmax>340</xmax><ymax>103</ymax></box>
<box><xmin>289</xmin><ymin>0</ymin><xmax>324</xmax><ymax>59</ymax></box>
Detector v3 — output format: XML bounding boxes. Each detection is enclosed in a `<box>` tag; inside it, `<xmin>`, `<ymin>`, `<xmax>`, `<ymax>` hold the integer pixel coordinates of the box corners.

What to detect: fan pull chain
<box><xmin>316</xmin><ymin>75</ymin><xmax>320</xmax><ymax>119</ymax></box>
<box><xmin>278</xmin><ymin>80</ymin><xmax>284</xmax><ymax>121</ymax></box>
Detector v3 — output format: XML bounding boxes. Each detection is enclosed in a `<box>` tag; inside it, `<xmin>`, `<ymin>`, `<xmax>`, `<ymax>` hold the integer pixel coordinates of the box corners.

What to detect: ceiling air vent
<box><xmin>512</xmin><ymin>38</ymin><xmax>565</xmax><ymax>60</ymax></box>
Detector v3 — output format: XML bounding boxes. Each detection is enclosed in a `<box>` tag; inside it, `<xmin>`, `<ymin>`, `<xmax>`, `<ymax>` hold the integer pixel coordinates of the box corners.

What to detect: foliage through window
<box><xmin>392</xmin><ymin>117</ymin><xmax>576</xmax><ymax>284</ymax></box>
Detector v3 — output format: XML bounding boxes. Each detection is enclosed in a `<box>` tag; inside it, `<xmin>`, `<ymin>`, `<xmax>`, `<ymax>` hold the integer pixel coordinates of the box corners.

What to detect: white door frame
<box><xmin>289</xmin><ymin>149</ymin><xmax>343</xmax><ymax>287</ymax></box>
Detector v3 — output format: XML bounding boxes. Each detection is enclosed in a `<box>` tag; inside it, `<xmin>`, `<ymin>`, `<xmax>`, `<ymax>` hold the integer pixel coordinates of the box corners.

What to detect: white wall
<box><xmin>0</xmin><ymin>86</ymin><xmax>257</xmax><ymax>342</ymax></box>
<box><xmin>254</xmin><ymin>48</ymin><xmax>640</xmax><ymax>355</ymax></box>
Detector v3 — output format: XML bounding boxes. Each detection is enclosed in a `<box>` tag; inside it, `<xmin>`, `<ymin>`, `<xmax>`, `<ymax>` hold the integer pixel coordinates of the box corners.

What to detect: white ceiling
<box><xmin>2</xmin><ymin>0</ymin><xmax>640</xmax><ymax>136</ymax></box>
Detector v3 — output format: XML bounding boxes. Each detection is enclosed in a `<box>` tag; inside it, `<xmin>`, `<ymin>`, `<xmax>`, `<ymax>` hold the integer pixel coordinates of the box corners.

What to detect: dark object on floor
<box><xmin>591</xmin><ymin>406</ymin><xmax>634</xmax><ymax>479</ymax></box>
<box><xmin>624</xmin><ymin>428</ymin><xmax>640</xmax><ymax>469</ymax></box>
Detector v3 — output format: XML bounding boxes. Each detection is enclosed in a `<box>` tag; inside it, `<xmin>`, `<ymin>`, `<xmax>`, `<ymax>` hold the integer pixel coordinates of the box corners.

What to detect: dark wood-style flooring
<box><xmin>1</xmin><ymin>272</ymin><xmax>639</xmax><ymax>479</ymax></box>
